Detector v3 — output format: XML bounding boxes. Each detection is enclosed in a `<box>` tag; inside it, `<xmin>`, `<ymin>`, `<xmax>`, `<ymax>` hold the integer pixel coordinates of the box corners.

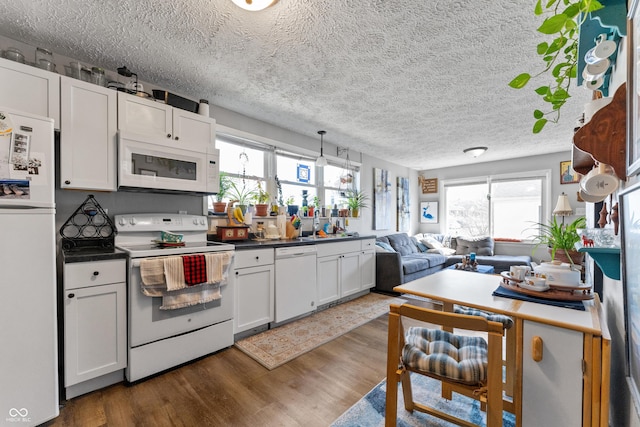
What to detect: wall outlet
<box><xmin>575</xmin><ymin>207</ymin><xmax>586</xmax><ymax>216</ymax></box>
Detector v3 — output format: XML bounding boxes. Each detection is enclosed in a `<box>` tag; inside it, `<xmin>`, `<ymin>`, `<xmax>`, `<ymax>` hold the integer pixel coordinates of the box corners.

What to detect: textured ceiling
<box><xmin>0</xmin><ymin>0</ymin><xmax>594</xmax><ymax>170</ymax></box>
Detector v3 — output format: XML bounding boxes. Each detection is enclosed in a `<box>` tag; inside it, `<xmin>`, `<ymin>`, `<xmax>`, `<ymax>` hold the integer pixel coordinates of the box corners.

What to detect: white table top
<box><xmin>394</xmin><ymin>269</ymin><xmax>605</xmax><ymax>336</ymax></box>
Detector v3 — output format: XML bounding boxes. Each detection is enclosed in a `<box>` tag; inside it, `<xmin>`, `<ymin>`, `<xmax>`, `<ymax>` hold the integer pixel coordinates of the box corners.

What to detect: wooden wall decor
<box><xmin>573</xmin><ymin>83</ymin><xmax>626</xmax><ymax>180</ymax></box>
<box><xmin>418</xmin><ymin>176</ymin><xmax>438</xmax><ymax>194</ymax></box>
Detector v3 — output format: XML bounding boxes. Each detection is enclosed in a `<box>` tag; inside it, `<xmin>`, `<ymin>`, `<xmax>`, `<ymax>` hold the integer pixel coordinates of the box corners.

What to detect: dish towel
<box><xmin>205</xmin><ymin>252</ymin><xmax>233</xmax><ymax>284</ymax></box>
<box><xmin>183</xmin><ymin>254</ymin><xmax>207</xmax><ymax>286</ymax></box>
<box><xmin>139</xmin><ymin>258</ymin><xmax>166</xmax><ymax>297</ymax></box>
<box><xmin>164</xmin><ymin>256</ymin><xmax>186</xmax><ymax>291</ymax></box>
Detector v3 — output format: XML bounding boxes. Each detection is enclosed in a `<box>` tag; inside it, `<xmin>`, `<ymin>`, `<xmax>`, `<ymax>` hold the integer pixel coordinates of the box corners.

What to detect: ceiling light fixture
<box><xmin>231</xmin><ymin>0</ymin><xmax>278</xmax><ymax>11</ymax></box>
<box><xmin>315</xmin><ymin>130</ymin><xmax>328</xmax><ymax>167</ymax></box>
<box><xmin>463</xmin><ymin>146</ymin><xmax>488</xmax><ymax>158</ymax></box>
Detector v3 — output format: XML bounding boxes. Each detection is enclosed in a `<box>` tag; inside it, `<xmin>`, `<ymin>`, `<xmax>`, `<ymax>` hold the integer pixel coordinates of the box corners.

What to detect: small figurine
<box><xmin>582</xmin><ymin>235</ymin><xmax>594</xmax><ymax>247</ymax></box>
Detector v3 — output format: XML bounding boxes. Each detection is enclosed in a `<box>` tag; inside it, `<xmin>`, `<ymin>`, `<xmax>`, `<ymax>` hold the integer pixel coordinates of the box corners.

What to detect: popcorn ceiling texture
<box><xmin>0</xmin><ymin>0</ymin><xmax>593</xmax><ymax>170</ymax></box>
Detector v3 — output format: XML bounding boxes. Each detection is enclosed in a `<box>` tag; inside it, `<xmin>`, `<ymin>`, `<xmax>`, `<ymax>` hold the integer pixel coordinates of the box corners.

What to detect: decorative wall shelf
<box><xmin>572</xmin><ymin>83</ymin><xmax>627</xmax><ymax>180</ymax></box>
<box><xmin>575</xmin><ymin>243</ymin><xmax>621</xmax><ymax>280</ymax></box>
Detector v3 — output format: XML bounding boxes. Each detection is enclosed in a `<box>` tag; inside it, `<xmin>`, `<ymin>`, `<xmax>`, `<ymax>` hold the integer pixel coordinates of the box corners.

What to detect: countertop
<box><xmin>209</xmin><ymin>234</ymin><xmax>376</xmax><ymax>250</ymax></box>
<box><xmin>62</xmin><ymin>247</ymin><xmax>128</xmax><ymax>263</ymax></box>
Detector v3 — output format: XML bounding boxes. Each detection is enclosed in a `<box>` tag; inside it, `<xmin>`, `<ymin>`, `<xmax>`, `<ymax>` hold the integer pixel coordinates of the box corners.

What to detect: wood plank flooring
<box><xmin>45</xmin><ymin>315</ymin><xmax>392</xmax><ymax>427</ymax></box>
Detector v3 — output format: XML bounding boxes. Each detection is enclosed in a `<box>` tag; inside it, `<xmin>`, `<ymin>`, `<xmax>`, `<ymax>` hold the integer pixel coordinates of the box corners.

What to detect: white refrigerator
<box><xmin>0</xmin><ymin>107</ymin><xmax>58</xmax><ymax>426</ymax></box>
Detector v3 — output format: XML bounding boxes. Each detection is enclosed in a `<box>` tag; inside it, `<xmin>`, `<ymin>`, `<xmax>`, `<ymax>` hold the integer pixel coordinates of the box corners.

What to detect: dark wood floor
<box><xmin>46</xmin><ymin>315</ymin><xmax>391</xmax><ymax>427</ymax></box>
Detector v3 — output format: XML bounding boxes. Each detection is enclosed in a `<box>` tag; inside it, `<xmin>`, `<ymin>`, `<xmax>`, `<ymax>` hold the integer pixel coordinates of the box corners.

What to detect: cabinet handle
<box><xmin>166</xmin><ymin>133</ymin><xmax>172</xmax><ymax>138</ymax></box>
<box><xmin>93</xmin><ymin>271</ymin><xmax>99</xmax><ymax>276</ymax></box>
<box><xmin>255</xmin><ymin>256</ymin><xmax>260</xmax><ymax>260</ymax></box>
<box><xmin>68</xmin><ymin>293</ymin><xmax>75</xmax><ymax>298</ymax></box>
<box><xmin>235</xmin><ymin>271</ymin><xmax>239</xmax><ymax>275</ymax></box>
<box><xmin>531</xmin><ymin>336</ymin><xmax>543</xmax><ymax>362</ymax></box>
<box><xmin>64</xmin><ymin>180</ymin><xmax>71</xmax><ymax>185</ymax></box>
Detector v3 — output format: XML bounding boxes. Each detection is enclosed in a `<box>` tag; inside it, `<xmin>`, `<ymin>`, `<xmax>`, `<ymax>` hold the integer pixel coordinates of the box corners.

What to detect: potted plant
<box><xmin>212</xmin><ymin>172</ymin><xmax>230</xmax><ymax>213</ymax></box>
<box><xmin>508</xmin><ymin>0</ymin><xmax>604</xmax><ymax>133</ymax></box>
<box><xmin>254</xmin><ymin>181</ymin><xmax>270</xmax><ymax>217</ymax></box>
<box><xmin>530</xmin><ymin>216</ymin><xmax>586</xmax><ymax>266</ymax></box>
<box><xmin>286</xmin><ymin>196</ymin><xmax>298</xmax><ymax>217</ymax></box>
<box><xmin>345</xmin><ymin>189</ymin><xmax>369</xmax><ymax>218</ymax></box>
<box><xmin>226</xmin><ymin>179</ymin><xmax>258</xmax><ymax>214</ymax></box>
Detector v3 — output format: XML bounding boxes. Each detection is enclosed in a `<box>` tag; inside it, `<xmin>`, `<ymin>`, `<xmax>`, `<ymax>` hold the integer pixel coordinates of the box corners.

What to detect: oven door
<box><xmin>128</xmin><ymin>254</ymin><xmax>233</xmax><ymax>348</ymax></box>
<box><xmin>118</xmin><ymin>131</ymin><xmax>219</xmax><ymax>195</ymax></box>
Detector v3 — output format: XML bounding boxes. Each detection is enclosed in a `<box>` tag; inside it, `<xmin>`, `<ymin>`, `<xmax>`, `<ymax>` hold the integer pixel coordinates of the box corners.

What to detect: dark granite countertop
<box><xmin>214</xmin><ymin>234</ymin><xmax>376</xmax><ymax>251</ymax></box>
<box><xmin>62</xmin><ymin>247</ymin><xmax>128</xmax><ymax>263</ymax></box>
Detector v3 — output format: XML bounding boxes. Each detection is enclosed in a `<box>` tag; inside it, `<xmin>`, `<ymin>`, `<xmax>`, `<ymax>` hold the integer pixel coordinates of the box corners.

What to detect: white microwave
<box><xmin>118</xmin><ymin>130</ymin><xmax>219</xmax><ymax>195</ymax></box>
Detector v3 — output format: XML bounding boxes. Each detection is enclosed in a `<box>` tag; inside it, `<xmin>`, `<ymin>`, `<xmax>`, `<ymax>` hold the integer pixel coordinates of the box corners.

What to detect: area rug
<box><xmin>234</xmin><ymin>292</ymin><xmax>405</xmax><ymax>370</ymax></box>
<box><xmin>331</xmin><ymin>373</ymin><xmax>516</xmax><ymax>427</ymax></box>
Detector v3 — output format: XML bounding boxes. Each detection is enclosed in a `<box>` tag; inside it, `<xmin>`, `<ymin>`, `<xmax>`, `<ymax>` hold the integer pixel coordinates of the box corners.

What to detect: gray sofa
<box><xmin>375</xmin><ymin>233</ymin><xmax>531</xmax><ymax>294</ymax></box>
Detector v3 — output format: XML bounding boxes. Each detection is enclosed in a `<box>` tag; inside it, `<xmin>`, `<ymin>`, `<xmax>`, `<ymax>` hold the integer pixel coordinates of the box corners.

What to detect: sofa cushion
<box><xmin>455</xmin><ymin>236</ymin><xmax>494</xmax><ymax>256</ymax></box>
<box><xmin>422</xmin><ymin>235</ymin><xmax>444</xmax><ymax>249</ymax></box>
<box><xmin>402</xmin><ymin>256</ymin><xmax>431</xmax><ymax>275</ymax></box>
<box><xmin>387</xmin><ymin>233</ymin><xmax>420</xmax><ymax>256</ymax></box>
<box><xmin>427</xmin><ymin>247</ymin><xmax>456</xmax><ymax>256</ymax></box>
<box><xmin>375</xmin><ymin>241</ymin><xmax>395</xmax><ymax>252</ymax></box>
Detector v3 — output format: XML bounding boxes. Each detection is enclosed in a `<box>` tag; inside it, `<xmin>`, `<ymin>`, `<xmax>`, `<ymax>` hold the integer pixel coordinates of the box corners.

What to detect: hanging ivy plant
<box><xmin>508</xmin><ymin>0</ymin><xmax>604</xmax><ymax>134</ymax></box>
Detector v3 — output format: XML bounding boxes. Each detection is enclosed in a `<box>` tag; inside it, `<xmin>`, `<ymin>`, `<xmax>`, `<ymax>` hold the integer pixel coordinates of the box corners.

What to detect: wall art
<box><xmin>397</xmin><ymin>176</ymin><xmax>410</xmax><ymax>232</ymax></box>
<box><xmin>420</xmin><ymin>201</ymin><xmax>438</xmax><ymax>224</ymax></box>
<box><xmin>373</xmin><ymin>167</ymin><xmax>392</xmax><ymax>230</ymax></box>
<box><xmin>560</xmin><ymin>160</ymin><xmax>579</xmax><ymax>184</ymax></box>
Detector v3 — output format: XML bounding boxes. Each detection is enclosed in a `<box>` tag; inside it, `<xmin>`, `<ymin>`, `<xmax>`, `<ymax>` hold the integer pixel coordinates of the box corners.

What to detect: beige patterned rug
<box><xmin>234</xmin><ymin>292</ymin><xmax>405</xmax><ymax>370</ymax></box>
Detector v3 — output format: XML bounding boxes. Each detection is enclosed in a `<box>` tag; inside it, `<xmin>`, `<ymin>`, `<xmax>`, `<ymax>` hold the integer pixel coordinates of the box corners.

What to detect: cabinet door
<box><xmin>360</xmin><ymin>250</ymin><xmax>375</xmax><ymax>290</ymax></box>
<box><xmin>522</xmin><ymin>320</ymin><xmax>583</xmax><ymax>427</ymax></box>
<box><xmin>0</xmin><ymin>58</ymin><xmax>60</xmax><ymax>128</ymax></box>
<box><xmin>172</xmin><ymin>109</ymin><xmax>215</xmax><ymax>152</ymax></box>
<box><xmin>117</xmin><ymin>92</ymin><xmax>172</xmax><ymax>138</ymax></box>
<box><xmin>60</xmin><ymin>77</ymin><xmax>117</xmax><ymax>191</ymax></box>
<box><xmin>317</xmin><ymin>254</ymin><xmax>340</xmax><ymax>305</ymax></box>
<box><xmin>234</xmin><ymin>264</ymin><xmax>275</xmax><ymax>333</ymax></box>
<box><xmin>64</xmin><ymin>282</ymin><xmax>126</xmax><ymax>387</ymax></box>
<box><xmin>340</xmin><ymin>252</ymin><xmax>361</xmax><ymax>297</ymax></box>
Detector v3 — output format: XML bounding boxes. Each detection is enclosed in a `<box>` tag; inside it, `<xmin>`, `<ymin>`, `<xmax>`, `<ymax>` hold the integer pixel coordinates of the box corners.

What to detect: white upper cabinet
<box><xmin>0</xmin><ymin>58</ymin><xmax>60</xmax><ymax>128</ymax></box>
<box><xmin>60</xmin><ymin>76</ymin><xmax>117</xmax><ymax>191</ymax></box>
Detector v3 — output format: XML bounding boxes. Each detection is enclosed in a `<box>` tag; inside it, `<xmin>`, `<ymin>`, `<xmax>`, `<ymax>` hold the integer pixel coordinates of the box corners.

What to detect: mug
<box><xmin>582</xmin><ymin>59</ymin><xmax>610</xmax><ymax>81</ymax></box>
<box><xmin>584</xmin><ymin>34</ymin><xmax>617</xmax><ymax>64</ymax></box>
<box><xmin>510</xmin><ymin>265</ymin><xmax>528</xmax><ymax>281</ymax></box>
<box><xmin>584</xmin><ymin>76</ymin><xmax>603</xmax><ymax>91</ymax></box>
<box><xmin>525</xmin><ymin>277</ymin><xmax>547</xmax><ymax>289</ymax></box>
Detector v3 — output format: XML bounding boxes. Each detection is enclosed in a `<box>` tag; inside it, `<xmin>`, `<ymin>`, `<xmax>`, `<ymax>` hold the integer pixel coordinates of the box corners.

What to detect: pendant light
<box><xmin>316</xmin><ymin>130</ymin><xmax>328</xmax><ymax>167</ymax></box>
<box><xmin>231</xmin><ymin>0</ymin><xmax>278</xmax><ymax>11</ymax></box>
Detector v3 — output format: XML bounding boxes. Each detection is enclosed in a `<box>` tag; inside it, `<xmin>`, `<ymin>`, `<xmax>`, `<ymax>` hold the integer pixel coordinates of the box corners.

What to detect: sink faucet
<box><xmin>312</xmin><ymin>210</ymin><xmax>320</xmax><ymax>238</ymax></box>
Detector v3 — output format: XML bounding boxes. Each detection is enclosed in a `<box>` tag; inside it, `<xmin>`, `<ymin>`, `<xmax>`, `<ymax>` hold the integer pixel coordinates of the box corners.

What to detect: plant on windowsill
<box><xmin>285</xmin><ymin>196</ymin><xmax>298</xmax><ymax>217</ymax></box>
<box><xmin>212</xmin><ymin>172</ymin><xmax>231</xmax><ymax>213</ymax></box>
<box><xmin>345</xmin><ymin>189</ymin><xmax>369</xmax><ymax>218</ymax></box>
<box><xmin>508</xmin><ymin>0</ymin><xmax>604</xmax><ymax>134</ymax></box>
<box><xmin>253</xmin><ymin>182</ymin><xmax>270</xmax><ymax>217</ymax></box>
<box><xmin>530</xmin><ymin>215</ymin><xmax>586</xmax><ymax>266</ymax></box>
<box><xmin>226</xmin><ymin>180</ymin><xmax>258</xmax><ymax>214</ymax></box>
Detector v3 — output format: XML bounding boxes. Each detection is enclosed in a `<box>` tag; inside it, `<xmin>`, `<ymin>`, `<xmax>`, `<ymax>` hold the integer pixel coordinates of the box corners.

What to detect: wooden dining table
<box><xmin>393</xmin><ymin>268</ymin><xmax>610</xmax><ymax>427</ymax></box>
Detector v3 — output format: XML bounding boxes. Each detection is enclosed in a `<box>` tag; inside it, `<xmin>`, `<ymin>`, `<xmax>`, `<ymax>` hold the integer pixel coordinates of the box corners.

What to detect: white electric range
<box><xmin>115</xmin><ymin>213</ymin><xmax>235</xmax><ymax>382</ymax></box>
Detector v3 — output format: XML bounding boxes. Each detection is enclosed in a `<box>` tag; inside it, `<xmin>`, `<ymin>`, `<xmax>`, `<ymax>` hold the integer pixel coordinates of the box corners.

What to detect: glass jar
<box><xmin>35</xmin><ymin>47</ymin><xmax>53</xmax><ymax>64</ymax></box>
<box><xmin>91</xmin><ymin>67</ymin><xmax>106</xmax><ymax>86</ymax></box>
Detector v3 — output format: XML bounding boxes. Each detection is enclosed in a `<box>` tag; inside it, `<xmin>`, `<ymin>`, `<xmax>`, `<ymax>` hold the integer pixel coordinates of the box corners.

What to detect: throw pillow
<box><xmin>427</xmin><ymin>247</ymin><xmax>456</xmax><ymax>256</ymax></box>
<box><xmin>421</xmin><ymin>235</ymin><xmax>444</xmax><ymax>249</ymax></box>
<box><xmin>454</xmin><ymin>236</ymin><xmax>494</xmax><ymax>256</ymax></box>
<box><xmin>375</xmin><ymin>241</ymin><xmax>395</xmax><ymax>252</ymax></box>
<box><xmin>416</xmin><ymin>242</ymin><xmax>429</xmax><ymax>252</ymax></box>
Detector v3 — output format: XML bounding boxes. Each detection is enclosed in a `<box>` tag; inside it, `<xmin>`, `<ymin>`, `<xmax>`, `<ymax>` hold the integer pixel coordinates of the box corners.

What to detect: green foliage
<box><xmin>530</xmin><ymin>216</ymin><xmax>586</xmax><ymax>263</ymax></box>
<box><xmin>274</xmin><ymin>175</ymin><xmax>284</xmax><ymax>206</ymax></box>
<box><xmin>345</xmin><ymin>189</ymin><xmax>369</xmax><ymax>210</ymax></box>
<box><xmin>216</xmin><ymin>172</ymin><xmax>231</xmax><ymax>202</ymax></box>
<box><xmin>254</xmin><ymin>181</ymin><xmax>270</xmax><ymax>204</ymax></box>
<box><xmin>226</xmin><ymin>179</ymin><xmax>258</xmax><ymax>206</ymax></box>
<box><xmin>508</xmin><ymin>0</ymin><xmax>604</xmax><ymax>133</ymax></box>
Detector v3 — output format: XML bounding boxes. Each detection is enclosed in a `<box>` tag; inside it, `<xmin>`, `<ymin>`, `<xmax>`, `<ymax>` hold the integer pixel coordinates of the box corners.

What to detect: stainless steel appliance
<box><xmin>115</xmin><ymin>214</ymin><xmax>234</xmax><ymax>382</ymax></box>
<box><xmin>0</xmin><ymin>107</ymin><xmax>59</xmax><ymax>425</ymax></box>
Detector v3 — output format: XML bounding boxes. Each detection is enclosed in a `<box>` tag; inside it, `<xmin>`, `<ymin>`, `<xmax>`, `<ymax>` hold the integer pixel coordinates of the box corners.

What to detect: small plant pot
<box><xmin>255</xmin><ymin>203</ymin><xmax>269</xmax><ymax>217</ymax></box>
<box><xmin>287</xmin><ymin>205</ymin><xmax>299</xmax><ymax>216</ymax></box>
<box><xmin>212</xmin><ymin>202</ymin><xmax>227</xmax><ymax>213</ymax></box>
<box><xmin>351</xmin><ymin>208</ymin><xmax>359</xmax><ymax>218</ymax></box>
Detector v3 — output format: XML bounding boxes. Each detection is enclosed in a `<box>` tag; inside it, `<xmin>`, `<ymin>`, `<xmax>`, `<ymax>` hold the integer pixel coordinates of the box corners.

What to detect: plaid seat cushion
<box><xmin>403</xmin><ymin>327</ymin><xmax>488</xmax><ymax>385</ymax></box>
<box><xmin>454</xmin><ymin>305</ymin><xmax>514</xmax><ymax>330</ymax></box>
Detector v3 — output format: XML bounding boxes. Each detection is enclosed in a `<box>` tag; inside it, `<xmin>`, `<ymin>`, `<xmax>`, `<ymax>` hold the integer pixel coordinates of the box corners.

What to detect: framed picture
<box><xmin>420</xmin><ymin>201</ymin><xmax>438</xmax><ymax>224</ymax></box>
<box><xmin>560</xmin><ymin>160</ymin><xmax>579</xmax><ymax>184</ymax></box>
<box><xmin>621</xmin><ymin>181</ymin><xmax>640</xmax><ymax>411</ymax></box>
<box><xmin>628</xmin><ymin>1</ymin><xmax>640</xmax><ymax>176</ymax></box>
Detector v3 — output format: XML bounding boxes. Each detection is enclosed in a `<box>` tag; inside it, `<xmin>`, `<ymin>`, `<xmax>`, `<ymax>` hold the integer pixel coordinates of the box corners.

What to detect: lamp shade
<box><xmin>316</xmin><ymin>130</ymin><xmax>327</xmax><ymax>167</ymax></box>
<box><xmin>231</xmin><ymin>0</ymin><xmax>278</xmax><ymax>11</ymax></box>
<box><xmin>553</xmin><ymin>192</ymin><xmax>573</xmax><ymax>216</ymax></box>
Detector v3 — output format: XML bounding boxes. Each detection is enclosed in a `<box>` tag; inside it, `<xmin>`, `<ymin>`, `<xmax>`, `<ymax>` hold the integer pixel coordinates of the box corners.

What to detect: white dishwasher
<box><xmin>274</xmin><ymin>245</ymin><xmax>317</xmax><ymax>323</ymax></box>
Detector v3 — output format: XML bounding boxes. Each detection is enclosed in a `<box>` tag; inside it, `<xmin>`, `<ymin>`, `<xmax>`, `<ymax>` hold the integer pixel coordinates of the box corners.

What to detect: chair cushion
<box><xmin>454</xmin><ymin>305</ymin><xmax>514</xmax><ymax>330</ymax></box>
<box><xmin>403</xmin><ymin>327</ymin><xmax>488</xmax><ymax>385</ymax></box>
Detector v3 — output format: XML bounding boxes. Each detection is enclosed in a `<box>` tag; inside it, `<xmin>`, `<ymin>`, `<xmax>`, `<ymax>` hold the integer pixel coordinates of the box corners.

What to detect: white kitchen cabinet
<box><xmin>60</xmin><ymin>76</ymin><xmax>117</xmax><ymax>191</ymax></box>
<box><xmin>317</xmin><ymin>253</ymin><xmax>340</xmax><ymax>305</ymax></box>
<box><xmin>0</xmin><ymin>57</ymin><xmax>60</xmax><ymax>128</ymax></box>
<box><xmin>63</xmin><ymin>259</ymin><xmax>126</xmax><ymax>397</ymax></box>
<box><xmin>360</xmin><ymin>238</ymin><xmax>376</xmax><ymax>290</ymax></box>
<box><xmin>233</xmin><ymin>249</ymin><xmax>275</xmax><ymax>334</ymax></box>
<box><xmin>117</xmin><ymin>91</ymin><xmax>215</xmax><ymax>152</ymax></box>
<box><xmin>522</xmin><ymin>320</ymin><xmax>584</xmax><ymax>427</ymax></box>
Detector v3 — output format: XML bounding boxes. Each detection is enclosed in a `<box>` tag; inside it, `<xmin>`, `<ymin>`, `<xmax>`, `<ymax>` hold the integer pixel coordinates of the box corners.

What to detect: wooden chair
<box><xmin>385</xmin><ymin>303</ymin><xmax>505</xmax><ymax>427</ymax></box>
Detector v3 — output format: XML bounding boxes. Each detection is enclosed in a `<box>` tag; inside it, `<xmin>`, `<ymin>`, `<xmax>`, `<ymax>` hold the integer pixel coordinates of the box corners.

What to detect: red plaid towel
<box><xmin>182</xmin><ymin>254</ymin><xmax>207</xmax><ymax>286</ymax></box>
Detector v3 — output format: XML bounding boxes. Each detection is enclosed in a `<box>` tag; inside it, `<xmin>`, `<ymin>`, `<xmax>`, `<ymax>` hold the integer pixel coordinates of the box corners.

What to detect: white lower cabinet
<box><xmin>233</xmin><ymin>249</ymin><xmax>275</xmax><ymax>334</ymax></box>
<box><xmin>63</xmin><ymin>259</ymin><xmax>126</xmax><ymax>397</ymax></box>
<box><xmin>522</xmin><ymin>320</ymin><xmax>583</xmax><ymax>427</ymax></box>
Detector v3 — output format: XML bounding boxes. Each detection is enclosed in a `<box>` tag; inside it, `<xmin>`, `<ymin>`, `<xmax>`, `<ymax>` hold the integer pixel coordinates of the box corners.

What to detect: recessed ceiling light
<box><xmin>231</xmin><ymin>0</ymin><xmax>278</xmax><ymax>11</ymax></box>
